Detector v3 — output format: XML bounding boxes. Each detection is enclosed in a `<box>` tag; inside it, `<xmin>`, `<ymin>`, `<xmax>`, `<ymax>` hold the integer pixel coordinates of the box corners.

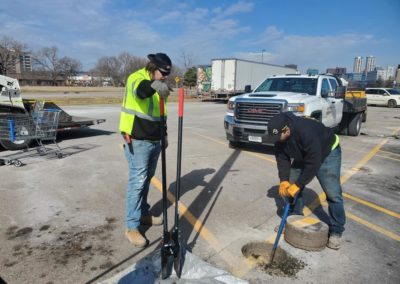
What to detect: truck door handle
<box><xmin>331</xmin><ymin>101</ymin><xmax>335</xmax><ymax>104</ymax></box>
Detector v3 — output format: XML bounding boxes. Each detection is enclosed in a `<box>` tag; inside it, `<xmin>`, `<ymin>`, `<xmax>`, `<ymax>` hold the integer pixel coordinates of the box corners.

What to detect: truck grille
<box><xmin>235</xmin><ymin>102</ymin><xmax>282</xmax><ymax>123</ymax></box>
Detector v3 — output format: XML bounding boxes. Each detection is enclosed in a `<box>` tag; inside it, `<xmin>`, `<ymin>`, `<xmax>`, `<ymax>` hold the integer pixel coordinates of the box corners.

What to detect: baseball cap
<box><xmin>147</xmin><ymin>53</ymin><xmax>172</xmax><ymax>76</ymax></box>
<box><xmin>268</xmin><ymin>113</ymin><xmax>291</xmax><ymax>142</ymax></box>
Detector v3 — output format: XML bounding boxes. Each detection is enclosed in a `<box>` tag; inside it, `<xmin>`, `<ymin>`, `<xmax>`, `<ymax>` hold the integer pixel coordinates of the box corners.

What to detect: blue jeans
<box><xmin>289</xmin><ymin>146</ymin><xmax>346</xmax><ymax>236</ymax></box>
<box><xmin>124</xmin><ymin>139</ymin><xmax>161</xmax><ymax>230</ymax></box>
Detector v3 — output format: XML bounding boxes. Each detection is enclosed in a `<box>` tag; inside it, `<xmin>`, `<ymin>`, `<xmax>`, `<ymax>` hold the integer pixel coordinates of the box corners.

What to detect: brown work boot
<box><xmin>125</xmin><ymin>229</ymin><xmax>147</xmax><ymax>248</ymax></box>
<box><xmin>140</xmin><ymin>215</ymin><xmax>163</xmax><ymax>226</ymax></box>
<box><xmin>327</xmin><ymin>234</ymin><xmax>341</xmax><ymax>250</ymax></box>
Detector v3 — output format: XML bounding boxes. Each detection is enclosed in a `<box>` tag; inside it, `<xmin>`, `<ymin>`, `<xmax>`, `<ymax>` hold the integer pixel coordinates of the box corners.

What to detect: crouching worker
<box><xmin>119</xmin><ymin>53</ymin><xmax>172</xmax><ymax>247</ymax></box>
<box><xmin>268</xmin><ymin>112</ymin><xmax>346</xmax><ymax>250</ymax></box>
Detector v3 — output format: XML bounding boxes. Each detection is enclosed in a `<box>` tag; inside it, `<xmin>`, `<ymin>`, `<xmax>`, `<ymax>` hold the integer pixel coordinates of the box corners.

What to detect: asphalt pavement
<box><xmin>0</xmin><ymin>102</ymin><xmax>399</xmax><ymax>283</ymax></box>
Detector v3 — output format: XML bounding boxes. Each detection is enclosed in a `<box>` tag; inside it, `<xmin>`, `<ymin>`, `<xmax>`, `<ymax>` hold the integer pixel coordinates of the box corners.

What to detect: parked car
<box><xmin>365</xmin><ymin>88</ymin><xmax>400</xmax><ymax>108</ymax></box>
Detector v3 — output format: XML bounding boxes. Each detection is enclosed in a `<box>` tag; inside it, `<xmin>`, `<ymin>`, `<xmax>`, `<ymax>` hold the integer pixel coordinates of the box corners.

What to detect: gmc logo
<box><xmin>247</xmin><ymin>108</ymin><xmax>265</xmax><ymax>114</ymax></box>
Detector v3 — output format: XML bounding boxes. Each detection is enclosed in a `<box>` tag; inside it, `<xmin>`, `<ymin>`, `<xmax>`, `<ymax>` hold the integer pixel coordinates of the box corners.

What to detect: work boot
<box><xmin>140</xmin><ymin>215</ymin><xmax>163</xmax><ymax>226</ymax></box>
<box><xmin>327</xmin><ymin>234</ymin><xmax>341</xmax><ymax>250</ymax></box>
<box><xmin>125</xmin><ymin>229</ymin><xmax>147</xmax><ymax>248</ymax></box>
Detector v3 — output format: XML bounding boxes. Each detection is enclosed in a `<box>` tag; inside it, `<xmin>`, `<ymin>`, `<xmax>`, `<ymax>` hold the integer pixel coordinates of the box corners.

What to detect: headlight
<box><xmin>227</xmin><ymin>101</ymin><xmax>235</xmax><ymax>110</ymax></box>
<box><xmin>287</xmin><ymin>103</ymin><xmax>305</xmax><ymax>113</ymax></box>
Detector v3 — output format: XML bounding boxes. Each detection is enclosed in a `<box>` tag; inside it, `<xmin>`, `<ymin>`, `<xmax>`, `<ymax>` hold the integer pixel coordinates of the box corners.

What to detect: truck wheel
<box><xmin>362</xmin><ymin>111</ymin><xmax>367</xmax><ymax>122</ymax></box>
<box><xmin>388</xmin><ymin>100</ymin><xmax>397</xmax><ymax>108</ymax></box>
<box><xmin>338</xmin><ymin>114</ymin><xmax>348</xmax><ymax>135</ymax></box>
<box><xmin>347</xmin><ymin>113</ymin><xmax>362</xmax><ymax>136</ymax></box>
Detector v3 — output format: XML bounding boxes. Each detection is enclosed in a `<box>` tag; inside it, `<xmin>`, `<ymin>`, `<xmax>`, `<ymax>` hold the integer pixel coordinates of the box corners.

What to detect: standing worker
<box><xmin>268</xmin><ymin>112</ymin><xmax>346</xmax><ymax>250</ymax></box>
<box><xmin>119</xmin><ymin>53</ymin><xmax>172</xmax><ymax>247</ymax></box>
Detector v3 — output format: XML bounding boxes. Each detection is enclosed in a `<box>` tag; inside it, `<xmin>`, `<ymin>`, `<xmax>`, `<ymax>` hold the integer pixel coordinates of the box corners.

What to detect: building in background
<box><xmin>326</xmin><ymin>67</ymin><xmax>346</xmax><ymax>77</ymax></box>
<box><xmin>284</xmin><ymin>64</ymin><xmax>298</xmax><ymax>70</ymax></box>
<box><xmin>365</xmin><ymin>56</ymin><xmax>376</xmax><ymax>72</ymax></box>
<box><xmin>306</xmin><ymin>68</ymin><xmax>319</xmax><ymax>75</ymax></box>
<box><xmin>353</xmin><ymin>56</ymin><xmax>363</xmax><ymax>73</ymax></box>
<box><xmin>395</xmin><ymin>65</ymin><xmax>400</xmax><ymax>87</ymax></box>
<box><xmin>366</xmin><ymin>66</ymin><xmax>394</xmax><ymax>83</ymax></box>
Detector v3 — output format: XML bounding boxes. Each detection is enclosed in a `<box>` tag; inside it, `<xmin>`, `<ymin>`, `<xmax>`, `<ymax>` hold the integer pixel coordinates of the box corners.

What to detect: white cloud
<box><xmin>238</xmin><ymin>26</ymin><xmax>376</xmax><ymax>71</ymax></box>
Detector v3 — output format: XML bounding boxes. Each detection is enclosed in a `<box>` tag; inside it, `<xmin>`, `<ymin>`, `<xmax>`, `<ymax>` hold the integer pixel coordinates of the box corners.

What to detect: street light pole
<box><xmin>261</xmin><ymin>49</ymin><xmax>266</xmax><ymax>63</ymax></box>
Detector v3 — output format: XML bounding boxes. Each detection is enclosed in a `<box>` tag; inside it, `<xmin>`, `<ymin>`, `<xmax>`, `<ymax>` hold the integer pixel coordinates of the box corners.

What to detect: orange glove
<box><xmin>287</xmin><ymin>184</ymin><xmax>300</xmax><ymax>197</ymax></box>
<box><xmin>279</xmin><ymin>181</ymin><xmax>290</xmax><ymax>197</ymax></box>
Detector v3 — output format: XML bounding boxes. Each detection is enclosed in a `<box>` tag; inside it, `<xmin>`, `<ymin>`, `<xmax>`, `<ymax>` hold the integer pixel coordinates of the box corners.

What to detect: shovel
<box><xmin>159</xmin><ymin>96</ymin><xmax>174</xmax><ymax>279</ymax></box>
<box><xmin>270</xmin><ymin>193</ymin><xmax>299</xmax><ymax>264</ymax></box>
<box><xmin>172</xmin><ymin>88</ymin><xmax>185</xmax><ymax>278</ymax></box>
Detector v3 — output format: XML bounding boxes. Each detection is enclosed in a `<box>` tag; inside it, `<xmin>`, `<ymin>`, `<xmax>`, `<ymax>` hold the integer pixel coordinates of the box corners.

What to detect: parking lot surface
<box><xmin>1</xmin><ymin>103</ymin><xmax>399</xmax><ymax>283</ymax></box>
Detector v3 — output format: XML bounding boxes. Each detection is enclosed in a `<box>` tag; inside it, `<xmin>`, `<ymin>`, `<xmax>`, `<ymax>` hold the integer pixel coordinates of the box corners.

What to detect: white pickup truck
<box><xmin>224</xmin><ymin>74</ymin><xmax>367</xmax><ymax>146</ymax></box>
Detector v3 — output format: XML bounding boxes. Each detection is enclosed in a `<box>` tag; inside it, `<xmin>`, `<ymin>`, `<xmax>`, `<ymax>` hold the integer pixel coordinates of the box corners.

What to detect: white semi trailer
<box><xmin>210</xmin><ymin>58</ymin><xmax>298</xmax><ymax>99</ymax></box>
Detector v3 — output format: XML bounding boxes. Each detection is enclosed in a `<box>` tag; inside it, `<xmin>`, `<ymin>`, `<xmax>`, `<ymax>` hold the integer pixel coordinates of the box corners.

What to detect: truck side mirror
<box><xmin>335</xmin><ymin>86</ymin><xmax>346</xmax><ymax>99</ymax></box>
<box><xmin>244</xmin><ymin>85</ymin><xmax>252</xmax><ymax>93</ymax></box>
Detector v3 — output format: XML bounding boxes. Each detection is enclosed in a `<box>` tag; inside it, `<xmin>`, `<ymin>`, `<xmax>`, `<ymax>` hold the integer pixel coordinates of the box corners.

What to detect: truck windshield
<box><xmin>254</xmin><ymin>77</ymin><xmax>318</xmax><ymax>96</ymax></box>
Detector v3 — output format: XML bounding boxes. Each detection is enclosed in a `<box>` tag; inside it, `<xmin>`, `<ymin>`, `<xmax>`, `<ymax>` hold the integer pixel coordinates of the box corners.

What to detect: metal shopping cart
<box><xmin>0</xmin><ymin>109</ymin><xmax>63</xmax><ymax>167</ymax></box>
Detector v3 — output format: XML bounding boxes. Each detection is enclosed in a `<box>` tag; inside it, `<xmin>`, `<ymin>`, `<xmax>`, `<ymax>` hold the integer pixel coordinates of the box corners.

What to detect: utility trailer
<box><xmin>210</xmin><ymin>58</ymin><xmax>298</xmax><ymax>99</ymax></box>
<box><xmin>0</xmin><ymin>74</ymin><xmax>106</xmax><ymax>150</ymax></box>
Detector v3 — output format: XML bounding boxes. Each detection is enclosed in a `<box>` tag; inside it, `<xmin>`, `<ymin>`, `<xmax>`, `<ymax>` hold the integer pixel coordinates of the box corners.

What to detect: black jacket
<box><xmin>274</xmin><ymin>112</ymin><xmax>336</xmax><ymax>188</ymax></box>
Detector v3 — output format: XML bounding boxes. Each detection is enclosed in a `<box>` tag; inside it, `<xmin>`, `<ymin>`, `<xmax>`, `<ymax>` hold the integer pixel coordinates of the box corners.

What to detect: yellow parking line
<box><xmin>343</xmin><ymin>193</ymin><xmax>400</xmax><ymax>219</ymax></box>
<box><xmin>194</xmin><ymin>131</ymin><xmax>400</xmax><ymax>220</ymax></box>
<box><xmin>150</xmin><ymin>177</ymin><xmax>253</xmax><ymax>273</ymax></box>
<box><xmin>346</xmin><ymin>212</ymin><xmax>400</xmax><ymax>242</ymax></box>
<box><xmin>193</xmin><ymin>132</ymin><xmax>276</xmax><ymax>163</ymax></box>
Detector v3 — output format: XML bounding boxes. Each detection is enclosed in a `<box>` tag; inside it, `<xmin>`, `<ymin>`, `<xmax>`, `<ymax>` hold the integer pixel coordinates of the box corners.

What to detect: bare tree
<box><xmin>59</xmin><ymin>56</ymin><xmax>82</xmax><ymax>80</ymax></box>
<box><xmin>92</xmin><ymin>56</ymin><xmax>120</xmax><ymax>86</ymax></box>
<box><xmin>118</xmin><ymin>52</ymin><xmax>147</xmax><ymax>86</ymax></box>
<box><xmin>33</xmin><ymin>46</ymin><xmax>82</xmax><ymax>85</ymax></box>
<box><xmin>0</xmin><ymin>36</ymin><xmax>28</xmax><ymax>75</ymax></box>
<box><xmin>179</xmin><ymin>50</ymin><xmax>196</xmax><ymax>71</ymax></box>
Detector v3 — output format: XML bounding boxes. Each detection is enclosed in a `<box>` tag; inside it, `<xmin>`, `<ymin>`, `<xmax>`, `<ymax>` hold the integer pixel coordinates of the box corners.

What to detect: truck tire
<box><xmin>347</xmin><ymin>113</ymin><xmax>362</xmax><ymax>136</ymax></box>
<box><xmin>338</xmin><ymin>114</ymin><xmax>349</xmax><ymax>135</ymax></box>
<box><xmin>362</xmin><ymin>110</ymin><xmax>367</xmax><ymax>122</ymax></box>
<box><xmin>388</xmin><ymin>99</ymin><xmax>397</xmax><ymax>108</ymax></box>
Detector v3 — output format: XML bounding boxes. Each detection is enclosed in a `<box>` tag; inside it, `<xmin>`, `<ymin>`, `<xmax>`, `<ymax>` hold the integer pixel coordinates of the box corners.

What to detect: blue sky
<box><xmin>1</xmin><ymin>0</ymin><xmax>399</xmax><ymax>73</ymax></box>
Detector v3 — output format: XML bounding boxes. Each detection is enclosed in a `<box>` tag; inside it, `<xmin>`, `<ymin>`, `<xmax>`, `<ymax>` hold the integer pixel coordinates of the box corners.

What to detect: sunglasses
<box><xmin>158</xmin><ymin>69</ymin><xmax>170</xmax><ymax>77</ymax></box>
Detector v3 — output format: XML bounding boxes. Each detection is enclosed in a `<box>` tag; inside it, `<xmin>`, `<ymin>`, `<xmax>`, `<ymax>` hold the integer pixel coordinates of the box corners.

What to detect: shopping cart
<box><xmin>0</xmin><ymin>109</ymin><xmax>63</xmax><ymax>167</ymax></box>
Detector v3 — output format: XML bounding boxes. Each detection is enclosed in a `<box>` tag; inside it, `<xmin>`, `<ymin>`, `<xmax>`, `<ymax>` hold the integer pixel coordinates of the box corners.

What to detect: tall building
<box><xmin>353</xmin><ymin>56</ymin><xmax>363</xmax><ymax>73</ymax></box>
<box><xmin>365</xmin><ymin>56</ymin><xmax>376</xmax><ymax>72</ymax></box>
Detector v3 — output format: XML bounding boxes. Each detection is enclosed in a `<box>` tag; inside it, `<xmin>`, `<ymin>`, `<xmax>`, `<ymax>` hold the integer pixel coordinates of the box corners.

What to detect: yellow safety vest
<box><xmin>119</xmin><ymin>68</ymin><xmax>167</xmax><ymax>135</ymax></box>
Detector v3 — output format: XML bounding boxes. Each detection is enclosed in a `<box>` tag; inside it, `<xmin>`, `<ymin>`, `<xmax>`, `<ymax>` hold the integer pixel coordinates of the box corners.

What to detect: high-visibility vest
<box><xmin>119</xmin><ymin>68</ymin><xmax>167</xmax><ymax>135</ymax></box>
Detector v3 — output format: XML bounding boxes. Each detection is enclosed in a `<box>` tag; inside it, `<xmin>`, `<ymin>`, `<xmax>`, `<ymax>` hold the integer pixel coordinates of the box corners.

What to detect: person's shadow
<box><xmin>267</xmin><ymin>185</ymin><xmax>330</xmax><ymax>224</ymax></box>
<box><xmin>139</xmin><ymin>168</ymin><xmax>216</xmax><ymax>235</ymax></box>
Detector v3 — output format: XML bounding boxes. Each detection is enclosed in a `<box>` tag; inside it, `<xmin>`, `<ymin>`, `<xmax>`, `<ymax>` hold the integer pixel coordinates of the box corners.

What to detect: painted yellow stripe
<box><xmin>291</xmin><ymin>216</ymin><xmax>321</xmax><ymax>228</ymax></box>
<box><xmin>346</xmin><ymin>212</ymin><xmax>400</xmax><ymax>242</ymax></box>
<box><xmin>340</xmin><ymin>138</ymin><xmax>388</xmax><ymax>184</ymax></box>
<box><xmin>343</xmin><ymin>192</ymin><xmax>400</xmax><ymax>219</ymax></box>
<box><xmin>194</xmin><ymin>131</ymin><xmax>400</xmax><ymax>221</ymax></box>
<box><xmin>150</xmin><ymin>177</ymin><xmax>253</xmax><ymax>273</ymax></box>
<box><xmin>193</xmin><ymin>133</ymin><xmax>276</xmax><ymax>164</ymax></box>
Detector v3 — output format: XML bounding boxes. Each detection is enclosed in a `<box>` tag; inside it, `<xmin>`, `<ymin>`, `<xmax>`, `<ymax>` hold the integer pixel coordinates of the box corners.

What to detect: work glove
<box><xmin>279</xmin><ymin>181</ymin><xmax>290</xmax><ymax>197</ymax></box>
<box><xmin>287</xmin><ymin>184</ymin><xmax>300</xmax><ymax>198</ymax></box>
<box><xmin>151</xmin><ymin>80</ymin><xmax>170</xmax><ymax>98</ymax></box>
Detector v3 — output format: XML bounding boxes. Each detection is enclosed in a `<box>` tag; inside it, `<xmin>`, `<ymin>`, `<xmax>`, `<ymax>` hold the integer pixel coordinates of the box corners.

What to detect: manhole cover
<box><xmin>241</xmin><ymin>241</ymin><xmax>306</xmax><ymax>277</ymax></box>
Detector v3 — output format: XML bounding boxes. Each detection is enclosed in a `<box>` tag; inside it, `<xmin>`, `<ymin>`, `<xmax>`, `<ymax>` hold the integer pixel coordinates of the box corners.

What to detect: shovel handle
<box><xmin>178</xmin><ymin>88</ymin><xmax>184</xmax><ymax>117</ymax></box>
<box><xmin>160</xmin><ymin>97</ymin><xmax>165</xmax><ymax>116</ymax></box>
